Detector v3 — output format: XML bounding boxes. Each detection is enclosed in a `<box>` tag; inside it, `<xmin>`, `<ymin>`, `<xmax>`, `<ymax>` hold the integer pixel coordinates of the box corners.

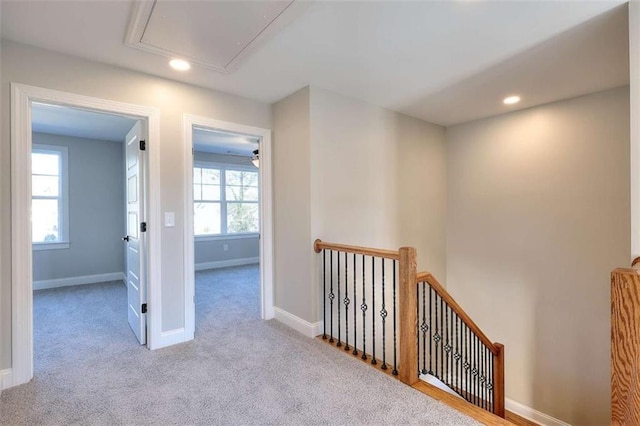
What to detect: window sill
<box><xmin>33</xmin><ymin>242</ymin><xmax>70</xmax><ymax>251</ymax></box>
<box><xmin>195</xmin><ymin>233</ymin><xmax>259</xmax><ymax>242</ymax></box>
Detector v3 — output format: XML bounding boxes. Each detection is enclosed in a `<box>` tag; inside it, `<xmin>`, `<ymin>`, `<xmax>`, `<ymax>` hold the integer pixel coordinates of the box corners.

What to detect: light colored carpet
<box><xmin>1</xmin><ymin>265</ymin><xmax>480</xmax><ymax>425</ymax></box>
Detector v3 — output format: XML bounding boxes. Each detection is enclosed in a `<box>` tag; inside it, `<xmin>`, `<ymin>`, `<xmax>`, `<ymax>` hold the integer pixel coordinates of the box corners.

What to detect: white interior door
<box><xmin>124</xmin><ymin>121</ymin><xmax>147</xmax><ymax>344</ymax></box>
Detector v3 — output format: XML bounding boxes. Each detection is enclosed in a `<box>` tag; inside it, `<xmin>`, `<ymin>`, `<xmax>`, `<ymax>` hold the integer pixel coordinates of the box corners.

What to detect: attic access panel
<box><xmin>126</xmin><ymin>0</ymin><xmax>294</xmax><ymax>73</ymax></box>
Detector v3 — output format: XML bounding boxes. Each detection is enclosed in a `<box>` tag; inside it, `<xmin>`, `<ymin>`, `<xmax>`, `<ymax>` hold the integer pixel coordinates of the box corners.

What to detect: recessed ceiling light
<box><xmin>169</xmin><ymin>59</ymin><xmax>191</xmax><ymax>71</ymax></box>
<box><xmin>503</xmin><ymin>95</ymin><xmax>521</xmax><ymax>105</ymax></box>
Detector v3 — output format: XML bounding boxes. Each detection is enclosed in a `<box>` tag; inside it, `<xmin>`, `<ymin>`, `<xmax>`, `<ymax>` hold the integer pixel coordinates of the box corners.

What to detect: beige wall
<box><xmin>272</xmin><ymin>86</ymin><xmax>447</xmax><ymax>324</ymax></box>
<box><xmin>446</xmin><ymin>86</ymin><xmax>630</xmax><ymax>425</ymax></box>
<box><xmin>309</xmin><ymin>87</ymin><xmax>447</xmax><ymax>278</ymax></box>
<box><xmin>0</xmin><ymin>40</ymin><xmax>271</xmax><ymax>369</ymax></box>
<box><xmin>272</xmin><ymin>87</ymin><xmax>313</xmax><ymax>321</ymax></box>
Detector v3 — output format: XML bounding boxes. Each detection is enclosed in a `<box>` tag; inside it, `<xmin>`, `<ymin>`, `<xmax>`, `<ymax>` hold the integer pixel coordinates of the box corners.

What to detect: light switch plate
<box><xmin>164</xmin><ymin>212</ymin><xmax>175</xmax><ymax>227</ymax></box>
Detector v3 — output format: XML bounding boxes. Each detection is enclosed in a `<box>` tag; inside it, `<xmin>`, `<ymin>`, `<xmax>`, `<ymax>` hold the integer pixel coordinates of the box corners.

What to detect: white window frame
<box><xmin>31</xmin><ymin>144</ymin><xmax>69</xmax><ymax>250</ymax></box>
<box><xmin>193</xmin><ymin>161</ymin><xmax>259</xmax><ymax>240</ymax></box>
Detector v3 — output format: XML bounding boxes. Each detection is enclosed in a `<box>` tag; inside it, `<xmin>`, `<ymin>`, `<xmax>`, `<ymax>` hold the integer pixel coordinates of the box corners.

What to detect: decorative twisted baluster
<box><xmin>344</xmin><ymin>252</ymin><xmax>350</xmax><ymax>351</ymax></box>
<box><xmin>352</xmin><ymin>253</ymin><xmax>358</xmax><ymax>356</ymax></box>
<box><xmin>337</xmin><ymin>252</ymin><xmax>342</xmax><ymax>347</ymax></box>
<box><xmin>371</xmin><ymin>257</ymin><xmax>377</xmax><ymax>365</ymax></box>
<box><xmin>361</xmin><ymin>254</ymin><xmax>367</xmax><ymax>360</ymax></box>
<box><xmin>329</xmin><ymin>250</ymin><xmax>334</xmax><ymax>343</ymax></box>
<box><xmin>381</xmin><ymin>258</ymin><xmax>387</xmax><ymax>370</ymax></box>
<box><xmin>322</xmin><ymin>249</ymin><xmax>327</xmax><ymax>340</ymax></box>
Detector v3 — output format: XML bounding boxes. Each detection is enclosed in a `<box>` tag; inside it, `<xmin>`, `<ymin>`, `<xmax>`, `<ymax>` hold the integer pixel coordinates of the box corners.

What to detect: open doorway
<box><xmin>192</xmin><ymin>128</ymin><xmax>261</xmax><ymax>330</ymax></box>
<box><xmin>10</xmin><ymin>83</ymin><xmax>162</xmax><ymax>388</ymax></box>
<box><xmin>183</xmin><ymin>115</ymin><xmax>274</xmax><ymax>340</ymax></box>
<box><xmin>30</xmin><ymin>102</ymin><xmax>148</xmax><ymax>374</ymax></box>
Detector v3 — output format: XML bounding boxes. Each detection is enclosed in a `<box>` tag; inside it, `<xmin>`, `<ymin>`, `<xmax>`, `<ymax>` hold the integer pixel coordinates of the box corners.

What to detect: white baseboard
<box><xmin>506</xmin><ymin>398</ymin><xmax>570</xmax><ymax>426</ymax></box>
<box><xmin>33</xmin><ymin>272</ymin><xmax>126</xmax><ymax>290</ymax></box>
<box><xmin>195</xmin><ymin>257</ymin><xmax>259</xmax><ymax>271</ymax></box>
<box><xmin>273</xmin><ymin>307</ymin><xmax>323</xmax><ymax>338</ymax></box>
<box><xmin>1</xmin><ymin>369</ymin><xmax>13</xmax><ymax>391</ymax></box>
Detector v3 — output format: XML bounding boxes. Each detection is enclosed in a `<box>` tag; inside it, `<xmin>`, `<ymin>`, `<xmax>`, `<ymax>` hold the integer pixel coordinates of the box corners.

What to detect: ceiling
<box><xmin>32</xmin><ymin>103</ymin><xmax>137</xmax><ymax>142</ymax></box>
<box><xmin>1</xmin><ymin>1</ymin><xmax>630</xmax><ymax>126</ymax></box>
<box><xmin>193</xmin><ymin>128</ymin><xmax>258</xmax><ymax>157</ymax></box>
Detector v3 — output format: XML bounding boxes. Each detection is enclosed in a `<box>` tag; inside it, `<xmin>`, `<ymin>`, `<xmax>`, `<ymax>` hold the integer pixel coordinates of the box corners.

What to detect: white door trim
<box><xmin>183</xmin><ymin>114</ymin><xmax>274</xmax><ymax>340</ymax></box>
<box><xmin>10</xmin><ymin>83</ymin><xmax>162</xmax><ymax>388</ymax></box>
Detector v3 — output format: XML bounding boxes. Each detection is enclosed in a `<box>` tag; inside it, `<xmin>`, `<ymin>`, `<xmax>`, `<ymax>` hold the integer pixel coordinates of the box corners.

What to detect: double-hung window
<box><xmin>194</xmin><ymin>164</ymin><xmax>259</xmax><ymax>237</ymax></box>
<box><xmin>32</xmin><ymin>144</ymin><xmax>69</xmax><ymax>249</ymax></box>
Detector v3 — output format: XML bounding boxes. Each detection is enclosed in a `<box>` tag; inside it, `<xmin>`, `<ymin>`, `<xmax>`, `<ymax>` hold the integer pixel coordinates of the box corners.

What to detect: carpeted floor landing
<box><xmin>0</xmin><ymin>265</ymin><xmax>479</xmax><ymax>425</ymax></box>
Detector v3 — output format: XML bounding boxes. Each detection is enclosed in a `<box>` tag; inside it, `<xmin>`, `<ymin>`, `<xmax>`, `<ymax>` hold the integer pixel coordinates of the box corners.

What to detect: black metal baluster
<box><xmin>455</xmin><ymin>314</ymin><xmax>460</xmax><ymax>395</ymax></box>
<box><xmin>361</xmin><ymin>254</ymin><xmax>367</xmax><ymax>360</ymax></box>
<box><xmin>392</xmin><ymin>260</ymin><xmax>398</xmax><ymax>376</ymax></box>
<box><xmin>421</xmin><ymin>282</ymin><xmax>427</xmax><ymax>375</ymax></box>
<box><xmin>337</xmin><ymin>252</ymin><xmax>342</xmax><ymax>347</ymax></box>
<box><xmin>436</xmin><ymin>297</ymin><xmax>445</xmax><ymax>381</ymax></box>
<box><xmin>465</xmin><ymin>326</ymin><xmax>470</xmax><ymax>402</ymax></box>
<box><xmin>353</xmin><ymin>253</ymin><xmax>358</xmax><ymax>356</ymax></box>
<box><xmin>381</xmin><ymin>258</ymin><xmax>387</xmax><ymax>369</ymax></box>
<box><xmin>322</xmin><ymin>249</ymin><xmax>327</xmax><ymax>339</ymax></box>
<box><xmin>329</xmin><ymin>250</ymin><xmax>334</xmax><ymax>343</ymax></box>
<box><xmin>434</xmin><ymin>292</ymin><xmax>439</xmax><ymax>380</ymax></box>
<box><xmin>371</xmin><ymin>257</ymin><xmax>377</xmax><ymax>365</ymax></box>
<box><xmin>429</xmin><ymin>286</ymin><xmax>433</xmax><ymax>375</ymax></box>
<box><xmin>344</xmin><ymin>252</ymin><xmax>350</xmax><ymax>351</ymax></box>
<box><xmin>481</xmin><ymin>343</ymin><xmax>485</xmax><ymax>409</ymax></box>
<box><xmin>474</xmin><ymin>334</ymin><xmax>480</xmax><ymax>405</ymax></box>
<box><xmin>486</xmin><ymin>346</ymin><xmax>490</xmax><ymax>410</ymax></box>
<box><xmin>444</xmin><ymin>304</ymin><xmax>449</xmax><ymax>385</ymax></box>
<box><xmin>448</xmin><ymin>306</ymin><xmax>452</xmax><ymax>385</ymax></box>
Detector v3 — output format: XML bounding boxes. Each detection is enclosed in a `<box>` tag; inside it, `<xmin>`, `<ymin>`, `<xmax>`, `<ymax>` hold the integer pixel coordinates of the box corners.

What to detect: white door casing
<box><xmin>125</xmin><ymin>121</ymin><xmax>147</xmax><ymax>344</ymax></box>
<box><xmin>10</xmin><ymin>83</ymin><xmax>162</xmax><ymax>389</ymax></box>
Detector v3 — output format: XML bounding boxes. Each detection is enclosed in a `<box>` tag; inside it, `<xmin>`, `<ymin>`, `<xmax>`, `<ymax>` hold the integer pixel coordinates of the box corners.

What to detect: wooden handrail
<box><xmin>632</xmin><ymin>256</ymin><xmax>640</xmax><ymax>268</ymax></box>
<box><xmin>416</xmin><ymin>271</ymin><xmax>499</xmax><ymax>355</ymax></box>
<box><xmin>314</xmin><ymin>239</ymin><xmax>400</xmax><ymax>260</ymax></box>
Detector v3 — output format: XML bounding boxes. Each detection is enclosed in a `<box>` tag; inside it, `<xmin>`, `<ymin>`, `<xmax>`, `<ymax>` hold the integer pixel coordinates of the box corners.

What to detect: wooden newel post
<box><xmin>493</xmin><ymin>342</ymin><xmax>505</xmax><ymax>418</ymax></box>
<box><xmin>398</xmin><ymin>246</ymin><xmax>418</xmax><ymax>385</ymax></box>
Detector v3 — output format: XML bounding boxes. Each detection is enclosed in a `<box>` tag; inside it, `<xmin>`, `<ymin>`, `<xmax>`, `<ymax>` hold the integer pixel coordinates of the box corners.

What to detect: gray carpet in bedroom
<box><xmin>1</xmin><ymin>265</ymin><xmax>479</xmax><ymax>425</ymax></box>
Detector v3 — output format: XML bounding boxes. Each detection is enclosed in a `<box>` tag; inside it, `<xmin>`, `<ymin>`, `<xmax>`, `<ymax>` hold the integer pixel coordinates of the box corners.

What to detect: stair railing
<box><xmin>313</xmin><ymin>239</ymin><xmax>504</xmax><ymax>418</ymax></box>
<box><xmin>417</xmin><ymin>272</ymin><xmax>505</xmax><ymax>417</ymax></box>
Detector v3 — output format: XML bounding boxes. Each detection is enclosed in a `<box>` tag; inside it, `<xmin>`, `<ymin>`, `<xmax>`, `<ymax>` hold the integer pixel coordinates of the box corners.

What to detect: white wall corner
<box><xmin>273</xmin><ymin>307</ymin><xmax>323</xmax><ymax>338</ymax></box>
<box><xmin>1</xmin><ymin>369</ymin><xmax>13</xmax><ymax>391</ymax></box>
<box><xmin>505</xmin><ymin>398</ymin><xmax>571</xmax><ymax>426</ymax></box>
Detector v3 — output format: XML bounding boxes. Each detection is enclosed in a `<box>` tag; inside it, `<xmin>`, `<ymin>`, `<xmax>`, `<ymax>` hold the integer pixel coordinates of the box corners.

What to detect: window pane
<box><xmin>194</xmin><ymin>202</ymin><xmax>221</xmax><ymax>235</ymax></box>
<box><xmin>193</xmin><ymin>183</ymin><xmax>202</xmax><ymax>201</ymax></box>
<box><xmin>202</xmin><ymin>184</ymin><xmax>220</xmax><ymax>201</ymax></box>
<box><xmin>32</xmin><ymin>175</ymin><xmax>59</xmax><ymax>197</ymax></box>
<box><xmin>226</xmin><ymin>185</ymin><xmax>242</xmax><ymax>201</ymax></box>
<box><xmin>226</xmin><ymin>170</ymin><xmax>242</xmax><ymax>185</ymax></box>
<box><xmin>227</xmin><ymin>203</ymin><xmax>259</xmax><ymax>233</ymax></box>
<box><xmin>32</xmin><ymin>152</ymin><xmax>59</xmax><ymax>176</ymax></box>
<box><xmin>242</xmin><ymin>171</ymin><xmax>258</xmax><ymax>187</ymax></box>
<box><xmin>32</xmin><ymin>199</ymin><xmax>59</xmax><ymax>242</ymax></box>
<box><xmin>202</xmin><ymin>168</ymin><xmax>220</xmax><ymax>184</ymax></box>
<box><xmin>194</xmin><ymin>167</ymin><xmax>202</xmax><ymax>184</ymax></box>
<box><xmin>243</xmin><ymin>186</ymin><xmax>259</xmax><ymax>201</ymax></box>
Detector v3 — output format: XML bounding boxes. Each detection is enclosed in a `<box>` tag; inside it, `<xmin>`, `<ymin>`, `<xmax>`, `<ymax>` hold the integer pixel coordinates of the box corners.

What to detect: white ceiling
<box><xmin>1</xmin><ymin>1</ymin><xmax>630</xmax><ymax>126</ymax></box>
<box><xmin>32</xmin><ymin>103</ymin><xmax>137</xmax><ymax>142</ymax></box>
<box><xmin>193</xmin><ymin>128</ymin><xmax>259</xmax><ymax>157</ymax></box>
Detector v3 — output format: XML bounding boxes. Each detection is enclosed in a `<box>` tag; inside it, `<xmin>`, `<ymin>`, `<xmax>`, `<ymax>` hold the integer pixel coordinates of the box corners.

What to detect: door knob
<box><xmin>122</xmin><ymin>235</ymin><xmax>130</xmax><ymax>242</ymax></box>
